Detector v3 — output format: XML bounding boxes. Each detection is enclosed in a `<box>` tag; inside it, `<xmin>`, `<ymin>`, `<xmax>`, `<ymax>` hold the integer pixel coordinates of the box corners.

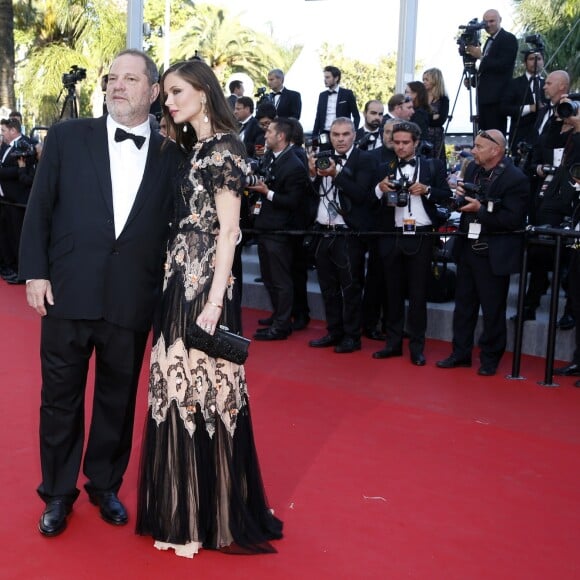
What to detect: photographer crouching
<box><xmin>436</xmin><ymin>129</ymin><xmax>529</xmax><ymax>376</ymax></box>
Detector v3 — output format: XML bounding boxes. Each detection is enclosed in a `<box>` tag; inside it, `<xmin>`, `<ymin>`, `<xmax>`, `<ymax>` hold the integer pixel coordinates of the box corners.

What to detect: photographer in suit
<box><xmin>0</xmin><ymin>117</ymin><xmax>34</xmax><ymax>283</ymax></box>
<box><xmin>308</xmin><ymin>117</ymin><xmax>376</xmax><ymax>353</ymax></box>
<box><xmin>267</xmin><ymin>68</ymin><xmax>302</xmax><ymax>120</ymax></box>
<box><xmin>355</xmin><ymin>100</ymin><xmax>384</xmax><ymax>151</ymax></box>
<box><xmin>234</xmin><ymin>96</ymin><xmax>261</xmax><ymax>157</ymax></box>
<box><xmin>248</xmin><ymin>117</ymin><xmax>313</xmax><ymax>341</ymax></box>
<box><xmin>19</xmin><ymin>49</ymin><xmax>180</xmax><ymax>537</ymax></box>
<box><xmin>436</xmin><ymin>129</ymin><xmax>528</xmax><ymax>376</ymax></box>
<box><xmin>312</xmin><ymin>66</ymin><xmax>360</xmax><ymax>137</ymax></box>
<box><xmin>464</xmin><ymin>9</ymin><xmax>518</xmax><ymax>133</ymax></box>
<box><xmin>371</xmin><ymin>121</ymin><xmax>451</xmax><ymax>365</ymax></box>
<box><xmin>501</xmin><ymin>49</ymin><xmax>547</xmax><ymax>156</ymax></box>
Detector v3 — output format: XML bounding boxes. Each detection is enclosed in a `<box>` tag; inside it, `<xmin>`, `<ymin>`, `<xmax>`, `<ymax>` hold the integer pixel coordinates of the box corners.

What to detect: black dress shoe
<box><xmin>557</xmin><ymin>314</ymin><xmax>576</xmax><ymax>330</ymax></box>
<box><xmin>436</xmin><ymin>354</ymin><xmax>472</xmax><ymax>368</ymax></box>
<box><xmin>510</xmin><ymin>307</ymin><xmax>536</xmax><ymax>322</ymax></box>
<box><xmin>291</xmin><ymin>316</ymin><xmax>310</xmax><ymax>331</ymax></box>
<box><xmin>477</xmin><ymin>365</ymin><xmax>497</xmax><ymax>376</ymax></box>
<box><xmin>554</xmin><ymin>362</ymin><xmax>580</xmax><ymax>376</ymax></box>
<box><xmin>363</xmin><ymin>329</ymin><xmax>387</xmax><ymax>341</ymax></box>
<box><xmin>257</xmin><ymin>316</ymin><xmax>273</xmax><ymax>326</ymax></box>
<box><xmin>411</xmin><ymin>353</ymin><xmax>426</xmax><ymax>366</ymax></box>
<box><xmin>309</xmin><ymin>334</ymin><xmax>343</xmax><ymax>348</ymax></box>
<box><xmin>38</xmin><ymin>499</ymin><xmax>72</xmax><ymax>537</ymax></box>
<box><xmin>334</xmin><ymin>337</ymin><xmax>361</xmax><ymax>353</ymax></box>
<box><xmin>372</xmin><ymin>347</ymin><xmax>403</xmax><ymax>360</ymax></box>
<box><xmin>89</xmin><ymin>492</ymin><xmax>128</xmax><ymax>525</ymax></box>
<box><xmin>253</xmin><ymin>328</ymin><xmax>290</xmax><ymax>341</ymax></box>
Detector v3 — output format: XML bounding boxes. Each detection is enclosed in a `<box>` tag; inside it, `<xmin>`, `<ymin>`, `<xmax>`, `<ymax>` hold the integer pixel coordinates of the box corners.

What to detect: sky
<box><xmin>213</xmin><ymin>0</ymin><xmax>520</xmax><ymax>133</ymax></box>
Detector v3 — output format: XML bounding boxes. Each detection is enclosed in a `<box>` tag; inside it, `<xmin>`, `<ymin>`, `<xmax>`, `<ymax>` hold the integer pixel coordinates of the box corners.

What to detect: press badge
<box><xmin>403</xmin><ymin>218</ymin><xmax>416</xmax><ymax>235</ymax></box>
<box><xmin>253</xmin><ymin>200</ymin><xmax>262</xmax><ymax>215</ymax></box>
<box><xmin>468</xmin><ymin>222</ymin><xmax>481</xmax><ymax>239</ymax></box>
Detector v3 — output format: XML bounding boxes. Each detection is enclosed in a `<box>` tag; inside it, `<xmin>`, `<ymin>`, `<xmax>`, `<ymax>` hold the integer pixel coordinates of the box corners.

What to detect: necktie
<box><xmin>114</xmin><ymin>128</ymin><xmax>145</xmax><ymax>149</ymax></box>
<box><xmin>483</xmin><ymin>36</ymin><xmax>493</xmax><ymax>57</ymax></box>
<box><xmin>399</xmin><ymin>158</ymin><xmax>416</xmax><ymax>167</ymax></box>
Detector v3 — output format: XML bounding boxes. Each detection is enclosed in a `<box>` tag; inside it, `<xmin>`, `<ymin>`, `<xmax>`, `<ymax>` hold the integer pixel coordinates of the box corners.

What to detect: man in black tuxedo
<box><xmin>234</xmin><ymin>96</ymin><xmax>262</xmax><ymax>158</ymax></box>
<box><xmin>464</xmin><ymin>9</ymin><xmax>518</xmax><ymax>134</ymax></box>
<box><xmin>312</xmin><ymin>66</ymin><xmax>360</xmax><ymax>137</ymax></box>
<box><xmin>248</xmin><ymin>118</ymin><xmax>313</xmax><ymax>340</ymax></box>
<box><xmin>372</xmin><ymin>121</ymin><xmax>452</xmax><ymax>365</ymax></box>
<box><xmin>0</xmin><ymin>117</ymin><xmax>34</xmax><ymax>283</ymax></box>
<box><xmin>308</xmin><ymin>117</ymin><xmax>376</xmax><ymax>353</ymax></box>
<box><xmin>19</xmin><ymin>49</ymin><xmax>180</xmax><ymax>537</ymax></box>
<box><xmin>267</xmin><ymin>68</ymin><xmax>302</xmax><ymax>120</ymax></box>
<box><xmin>356</xmin><ymin>100</ymin><xmax>384</xmax><ymax>151</ymax></box>
<box><xmin>227</xmin><ymin>79</ymin><xmax>244</xmax><ymax>109</ymax></box>
<box><xmin>437</xmin><ymin>129</ymin><xmax>528</xmax><ymax>376</ymax></box>
<box><xmin>501</xmin><ymin>50</ymin><xmax>547</xmax><ymax>156</ymax></box>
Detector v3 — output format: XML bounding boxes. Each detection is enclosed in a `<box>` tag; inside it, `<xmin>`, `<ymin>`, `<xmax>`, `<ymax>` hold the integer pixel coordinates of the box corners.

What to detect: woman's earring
<box><xmin>183</xmin><ymin>124</ymin><xmax>188</xmax><ymax>133</ymax></box>
<box><xmin>202</xmin><ymin>99</ymin><xmax>209</xmax><ymax>123</ymax></box>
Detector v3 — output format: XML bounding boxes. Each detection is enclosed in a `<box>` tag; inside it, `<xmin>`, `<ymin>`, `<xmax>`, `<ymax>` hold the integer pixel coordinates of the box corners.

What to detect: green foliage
<box><xmin>319</xmin><ymin>44</ymin><xmax>397</xmax><ymax>108</ymax></box>
<box><xmin>513</xmin><ymin>0</ymin><xmax>580</xmax><ymax>85</ymax></box>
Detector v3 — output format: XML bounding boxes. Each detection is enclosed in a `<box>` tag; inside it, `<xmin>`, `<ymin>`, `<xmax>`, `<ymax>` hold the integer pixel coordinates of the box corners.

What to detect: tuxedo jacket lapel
<box><xmin>87</xmin><ymin>116</ymin><xmax>114</xmax><ymax>219</ymax></box>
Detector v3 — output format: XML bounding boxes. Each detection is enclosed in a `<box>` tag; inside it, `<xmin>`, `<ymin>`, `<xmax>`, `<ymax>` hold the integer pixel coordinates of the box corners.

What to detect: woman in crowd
<box><xmin>136</xmin><ymin>59</ymin><xmax>283</xmax><ymax>558</ymax></box>
<box><xmin>422</xmin><ymin>67</ymin><xmax>450</xmax><ymax>162</ymax></box>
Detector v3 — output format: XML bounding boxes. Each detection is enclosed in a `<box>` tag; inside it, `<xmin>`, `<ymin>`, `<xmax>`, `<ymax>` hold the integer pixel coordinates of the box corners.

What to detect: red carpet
<box><xmin>1</xmin><ymin>282</ymin><xmax>580</xmax><ymax>579</ymax></box>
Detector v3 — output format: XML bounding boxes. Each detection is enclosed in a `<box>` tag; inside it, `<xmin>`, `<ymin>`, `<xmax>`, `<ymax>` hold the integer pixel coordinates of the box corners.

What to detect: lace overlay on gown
<box><xmin>136</xmin><ymin>133</ymin><xmax>283</xmax><ymax>556</ymax></box>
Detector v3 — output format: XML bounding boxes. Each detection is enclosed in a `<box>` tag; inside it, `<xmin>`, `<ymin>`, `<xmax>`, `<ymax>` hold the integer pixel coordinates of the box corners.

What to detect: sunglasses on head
<box><xmin>477</xmin><ymin>130</ymin><xmax>502</xmax><ymax>147</ymax></box>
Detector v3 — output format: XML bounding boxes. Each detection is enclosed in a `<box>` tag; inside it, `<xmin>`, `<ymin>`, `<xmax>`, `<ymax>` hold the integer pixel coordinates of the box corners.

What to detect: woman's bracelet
<box><xmin>207</xmin><ymin>300</ymin><xmax>223</xmax><ymax>310</ymax></box>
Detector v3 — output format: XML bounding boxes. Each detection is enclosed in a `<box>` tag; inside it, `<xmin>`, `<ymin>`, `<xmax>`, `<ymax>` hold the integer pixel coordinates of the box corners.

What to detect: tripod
<box><xmin>58</xmin><ymin>84</ymin><xmax>79</xmax><ymax>120</ymax></box>
<box><xmin>446</xmin><ymin>65</ymin><xmax>480</xmax><ymax>148</ymax></box>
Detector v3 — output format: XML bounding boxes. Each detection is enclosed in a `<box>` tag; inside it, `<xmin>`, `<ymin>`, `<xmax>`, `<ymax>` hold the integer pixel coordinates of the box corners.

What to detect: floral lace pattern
<box><xmin>148</xmin><ymin>133</ymin><xmax>250</xmax><ymax>437</ymax></box>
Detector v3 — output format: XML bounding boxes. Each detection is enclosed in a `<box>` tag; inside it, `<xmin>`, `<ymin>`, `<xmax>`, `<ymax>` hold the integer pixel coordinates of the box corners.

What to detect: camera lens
<box><xmin>556</xmin><ymin>101</ymin><xmax>579</xmax><ymax>119</ymax></box>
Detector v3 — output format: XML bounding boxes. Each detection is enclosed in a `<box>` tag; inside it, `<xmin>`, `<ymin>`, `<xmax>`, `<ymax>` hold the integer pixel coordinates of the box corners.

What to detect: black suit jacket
<box><xmin>271</xmin><ymin>88</ymin><xmax>302</xmax><ymax>120</ymax></box>
<box><xmin>253</xmin><ymin>146</ymin><xmax>312</xmax><ymax>231</ymax></box>
<box><xmin>239</xmin><ymin>116</ymin><xmax>262</xmax><ymax>158</ymax></box>
<box><xmin>312</xmin><ymin>148</ymin><xmax>376</xmax><ymax>231</ymax></box>
<box><xmin>313</xmin><ymin>88</ymin><xmax>360</xmax><ymax>136</ymax></box>
<box><xmin>0</xmin><ymin>136</ymin><xmax>35</xmax><ymax>204</ymax></box>
<box><xmin>501</xmin><ymin>74</ymin><xmax>547</xmax><ymax>149</ymax></box>
<box><xmin>19</xmin><ymin>116</ymin><xmax>181</xmax><ymax>332</ymax></box>
<box><xmin>477</xmin><ymin>28</ymin><xmax>518</xmax><ymax>105</ymax></box>
<box><xmin>455</xmin><ymin>157</ymin><xmax>528</xmax><ymax>276</ymax></box>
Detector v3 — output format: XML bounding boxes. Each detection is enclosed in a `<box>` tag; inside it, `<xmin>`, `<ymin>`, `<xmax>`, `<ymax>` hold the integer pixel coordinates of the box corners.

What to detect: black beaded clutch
<box><xmin>185</xmin><ymin>323</ymin><xmax>250</xmax><ymax>364</ymax></box>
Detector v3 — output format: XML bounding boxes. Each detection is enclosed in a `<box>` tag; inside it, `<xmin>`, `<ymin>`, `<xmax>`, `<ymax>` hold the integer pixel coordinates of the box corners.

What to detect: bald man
<box><xmin>464</xmin><ymin>9</ymin><xmax>518</xmax><ymax>133</ymax></box>
<box><xmin>437</xmin><ymin>129</ymin><xmax>529</xmax><ymax>376</ymax></box>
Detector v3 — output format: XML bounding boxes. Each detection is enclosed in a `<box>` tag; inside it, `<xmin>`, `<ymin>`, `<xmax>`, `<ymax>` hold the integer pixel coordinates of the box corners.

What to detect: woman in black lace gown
<box><xmin>136</xmin><ymin>60</ymin><xmax>283</xmax><ymax>558</ymax></box>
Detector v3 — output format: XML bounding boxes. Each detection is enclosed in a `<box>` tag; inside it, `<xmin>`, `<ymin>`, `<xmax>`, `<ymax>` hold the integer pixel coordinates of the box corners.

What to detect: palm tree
<box><xmin>16</xmin><ymin>0</ymin><xmax>125</xmax><ymax>124</ymax></box>
<box><xmin>0</xmin><ymin>0</ymin><xmax>15</xmax><ymax>109</ymax></box>
<box><xmin>171</xmin><ymin>4</ymin><xmax>290</xmax><ymax>86</ymax></box>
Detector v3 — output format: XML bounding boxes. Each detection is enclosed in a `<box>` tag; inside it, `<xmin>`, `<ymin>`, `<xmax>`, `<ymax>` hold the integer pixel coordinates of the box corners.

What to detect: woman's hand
<box><xmin>196</xmin><ymin>301</ymin><xmax>222</xmax><ymax>335</ymax></box>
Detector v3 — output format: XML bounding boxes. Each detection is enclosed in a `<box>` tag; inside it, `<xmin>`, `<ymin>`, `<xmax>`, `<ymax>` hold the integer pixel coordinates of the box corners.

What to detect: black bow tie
<box><xmin>399</xmin><ymin>158</ymin><xmax>416</xmax><ymax>167</ymax></box>
<box><xmin>114</xmin><ymin>128</ymin><xmax>146</xmax><ymax>149</ymax></box>
<box><xmin>328</xmin><ymin>90</ymin><xmax>337</xmax><ymax>94</ymax></box>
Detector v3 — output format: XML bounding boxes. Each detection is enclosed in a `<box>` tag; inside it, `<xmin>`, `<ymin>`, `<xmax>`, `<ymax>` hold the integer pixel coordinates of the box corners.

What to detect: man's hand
<box><xmin>465</xmin><ymin>44</ymin><xmax>482</xmax><ymax>59</ymax></box>
<box><xmin>246</xmin><ymin>181</ymin><xmax>269</xmax><ymax>196</ymax></box>
<box><xmin>378</xmin><ymin>176</ymin><xmax>396</xmax><ymax>194</ymax></box>
<box><xmin>458</xmin><ymin>196</ymin><xmax>482</xmax><ymax>213</ymax></box>
<box><xmin>26</xmin><ymin>279</ymin><xmax>54</xmax><ymax>316</ymax></box>
<box><xmin>408</xmin><ymin>181</ymin><xmax>430</xmax><ymax>196</ymax></box>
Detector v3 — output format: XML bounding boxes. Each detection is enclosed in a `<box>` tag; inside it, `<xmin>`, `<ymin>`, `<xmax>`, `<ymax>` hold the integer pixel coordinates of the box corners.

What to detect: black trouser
<box><xmin>382</xmin><ymin>233</ymin><xmax>434</xmax><ymax>355</ymax></box>
<box><xmin>290</xmin><ymin>235</ymin><xmax>310</xmax><ymax>321</ymax></box>
<box><xmin>478</xmin><ymin>101</ymin><xmax>507</xmax><ymax>135</ymax></box>
<box><xmin>314</xmin><ymin>231</ymin><xmax>366</xmax><ymax>340</ymax></box>
<box><xmin>569</xmin><ymin>249</ymin><xmax>580</xmax><ymax>364</ymax></box>
<box><xmin>362</xmin><ymin>237</ymin><xmax>388</xmax><ymax>333</ymax></box>
<box><xmin>451</xmin><ymin>244</ymin><xmax>510</xmax><ymax>368</ymax></box>
<box><xmin>37</xmin><ymin>317</ymin><xmax>148</xmax><ymax>503</ymax></box>
<box><xmin>257</xmin><ymin>233</ymin><xmax>293</xmax><ymax>332</ymax></box>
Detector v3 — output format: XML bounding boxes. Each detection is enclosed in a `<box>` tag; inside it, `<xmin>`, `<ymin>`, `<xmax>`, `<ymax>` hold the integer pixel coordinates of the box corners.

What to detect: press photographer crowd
<box><xmin>1</xmin><ymin>8</ymin><xmax>579</xmax><ymax>382</ymax></box>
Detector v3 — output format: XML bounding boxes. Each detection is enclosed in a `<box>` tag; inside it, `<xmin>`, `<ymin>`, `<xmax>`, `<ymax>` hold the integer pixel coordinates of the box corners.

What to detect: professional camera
<box><xmin>456</xmin><ymin>19</ymin><xmax>485</xmax><ymax>72</ymax></box>
<box><xmin>448</xmin><ymin>182</ymin><xmax>482</xmax><ymax>210</ymax></box>
<box><xmin>254</xmin><ymin>86</ymin><xmax>270</xmax><ymax>107</ymax></box>
<box><xmin>244</xmin><ymin>156</ymin><xmax>275</xmax><ymax>187</ymax></box>
<box><xmin>305</xmin><ymin>132</ymin><xmax>331</xmax><ymax>152</ymax></box>
<box><xmin>556</xmin><ymin>93</ymin><xmax>580</xmax><ymax>118</ymax></box>
<box><xmin>356</xmin><ymin>132</ymin><xmax>378</xmax><ymax>150</ymax></box>
<box><xmin>8</xmin><ymin>140</ymin><xmax>36</xmax><ymax>159</ymax></box>
<box><xmin>390</xmin><ymin>175</ymin><xmax>412</xmax><ymax>207</ymax></box>
<box><xmin>62</xmin><ymin>65</ymin><xmax>87</xmax><ymax>88</ymax></box>
<box><xmin>245</xmin><ymin>174</ymin><xmax>265</xmax><ymax>187</ymax></box>
<box><xmin>314</xmin><ymin>150</ymin><xmax>337</xmax><ymax>170</ymax></box>
<box><xmin>524</xmin><ymin>33</ymin><xmax>545</xmax><ymax>52</ymax></box>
